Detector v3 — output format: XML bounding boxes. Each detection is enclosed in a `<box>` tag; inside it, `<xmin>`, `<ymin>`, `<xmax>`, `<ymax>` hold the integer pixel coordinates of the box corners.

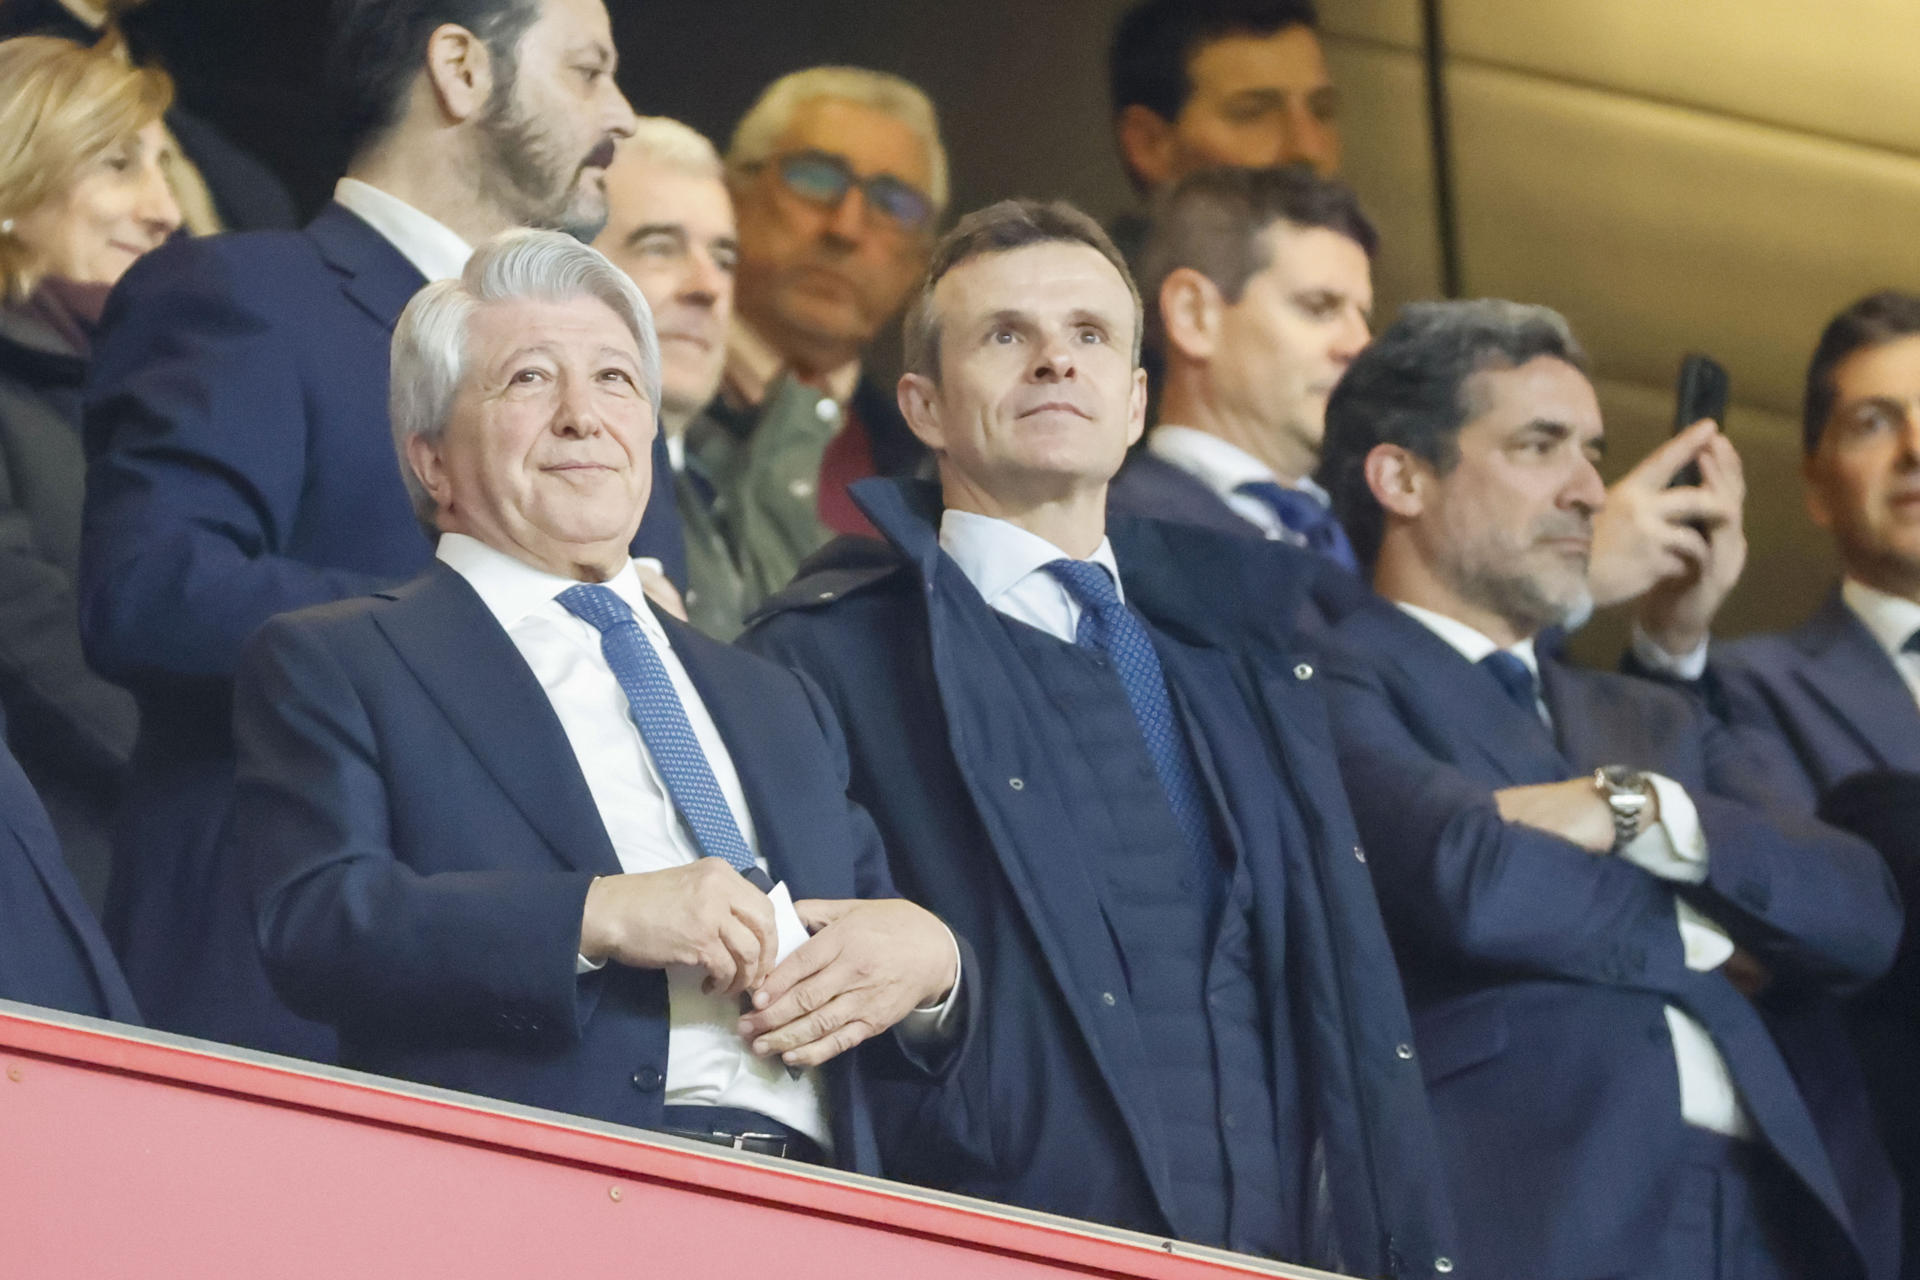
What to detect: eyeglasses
<box><xmin>766</xmin><ymin>150</ymin><xmax>933</xmax><ymax>233</ymax></box>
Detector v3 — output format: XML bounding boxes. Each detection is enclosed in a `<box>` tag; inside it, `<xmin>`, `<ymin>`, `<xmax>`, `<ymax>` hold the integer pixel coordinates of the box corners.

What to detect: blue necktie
<box><xmin>1479</xmin><ymin>650</ymin><xmax>1540</xmax><ymax>717</ymax></box>
<box><xmin>558</xmin><ymin>583</ymin><xmax>759</xmax><ymax>877</ymax></box>
<box><xmin>1235</xmin><ymin>480</ymin><xmax>1359</xmax><ymax>573</ymax></box>
<box><xmin>1903</xmin><ymin>629</ymin><xmax>1920</xmax><ymax>655</ymax></box>
<box><xmin>1044</xmin><ymin>559</ymin><xmax>1219</xmax><ymax>875</ymax></box>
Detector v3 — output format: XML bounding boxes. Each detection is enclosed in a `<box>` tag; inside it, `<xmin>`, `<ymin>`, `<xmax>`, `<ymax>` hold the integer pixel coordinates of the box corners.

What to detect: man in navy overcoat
<box><xmin>746</xmin><ymin>199</ymin><xmax>1455</xmax><ymax>1278</ymax></box>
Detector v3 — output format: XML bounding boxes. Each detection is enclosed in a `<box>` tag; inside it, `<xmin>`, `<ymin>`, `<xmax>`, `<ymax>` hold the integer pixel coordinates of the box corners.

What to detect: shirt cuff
<box><xmin>576</xmin><ymin>953</ymin><xmax>606</xmax><ymax>975</ymax></box>
<box><xmin>1675</xmin><ymin>897</ymin><xmax>1735</xmax><ymax>972</ymax></box>
<box><xmin>895</xmin><ymin>920</ymin><xmax>964</xmax><ymax>1045</ymax></box>
<box><xmin>1616</xmin><ymin>773</ymin><xmax>1709</xmax><ymax>883</ymax></box>
<box><xmin>1629</xmin><ymin>622</ymin><xmax>1709</xmax><ymax>681</ymax></box>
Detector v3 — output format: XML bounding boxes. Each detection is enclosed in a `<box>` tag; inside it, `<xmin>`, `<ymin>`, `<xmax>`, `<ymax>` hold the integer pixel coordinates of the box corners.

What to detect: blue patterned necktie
<box><xmin>1479</xmin><ymin>650</ymin><xmax>1541</xmax><ymax>719</ymax></box>
<box><xmin>1044</xmin><ymin>559</ymin><xmax>1219</xmax><ymax>873</ymax></box>
<box><xmin>558</xmin><ymin>583</ymin><xmax>760</xmax><ymax>879</ymax></box>
<box><xmin>1235</xmin><ymin>479</ymin><xmax>1359</xmax><ymax>573</ymax></box>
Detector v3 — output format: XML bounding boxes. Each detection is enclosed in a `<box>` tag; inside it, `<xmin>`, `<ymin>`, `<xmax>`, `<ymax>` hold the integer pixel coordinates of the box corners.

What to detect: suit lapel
<box><xmin>1358</xmin><ymin>603</ymin><xmax>1568</xmax><ymax>785</ymax></box>
<box><xmin>1794</xmin><ymin>593</ymin><xmax>1920</xmax><ymax>772</ymax></box>
<box><xmin>373</xmin><ymin>564</ymin><xmax>617</xmax><ymax>876</ymax></box>
<box><xmin>306</xmin><ymin>202</ymin><xmax>429</xmax><ymax>333</ymax></box>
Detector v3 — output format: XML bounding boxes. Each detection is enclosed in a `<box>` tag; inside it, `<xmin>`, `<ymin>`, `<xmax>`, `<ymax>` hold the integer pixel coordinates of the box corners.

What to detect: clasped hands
<box><xmin>579</xmin><ymin>858</ymin><xmax>959</xmax><ymax>1069</ymax></box>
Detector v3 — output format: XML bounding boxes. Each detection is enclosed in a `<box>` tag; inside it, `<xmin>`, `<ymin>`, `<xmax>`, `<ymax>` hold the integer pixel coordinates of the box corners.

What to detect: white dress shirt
<box><xmin>1147</xmin><ymin>424</ymin><xmax>1334</xmax><ymax>550</ymax></box>
<box><xmin>332</xmin><ymin>178</ymin><xmax>472</xmax><ymax>282</ymax></box>
<box><xmin>437</xmin><ymin>534</ymin><xmax>833</xmax><ymax>1142</ymax></box>
<box><xmin>938</xmin><ymin>509</ymin><xmax>1123</xmax><ymax>641</ymax></box>
<box><xmin>1396</xmin><ymin>602</ymin><xmax>1753</xmax><ymax>1138</ymax></box>
<box><xmin>1843</xmin><ymin>578</ymin><xmax>1920</xmax><ymax>707</ymax></box>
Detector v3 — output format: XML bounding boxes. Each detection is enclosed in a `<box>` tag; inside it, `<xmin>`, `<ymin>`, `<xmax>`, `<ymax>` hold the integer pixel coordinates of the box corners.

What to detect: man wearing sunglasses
<box><xmin>720</xmin><ymin>67</ymin><xmax>948</xmax><ymax>555</ymax></box>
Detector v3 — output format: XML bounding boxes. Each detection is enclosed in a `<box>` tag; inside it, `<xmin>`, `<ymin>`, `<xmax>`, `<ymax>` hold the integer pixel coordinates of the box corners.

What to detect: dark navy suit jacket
<box><xmin>79</xmin><ymin>203</ymin><xmax>684</xmax><ymax>1058</ymax></box>
<box><xmin>1712</xmin><ymin>590</ymin><xmax>1920</xmax><ymax>812</ymax></box>
<box><xmin>228</xmin><ymin>561</ymin><xmax>953</xmax><ymax>1169</ymax></box>
<box><xmin>1106</xmin><ymin>450</ymin><xmax>1372</xmax><ymax>630</ymax></box>
<box><xmin>0</xmin><ymin>721</ymin><xmax>138</xmax><ymax>1024</ymax></box>
<box><xmin>1324</xmin><ymin>595</ymin><xmax>1903</xmax><ymax>1280</ymax></box>
<box><xmin>745</xmin><ymin>479</ymin><xmax>1456</xmax><ymax>1280</ymax></box>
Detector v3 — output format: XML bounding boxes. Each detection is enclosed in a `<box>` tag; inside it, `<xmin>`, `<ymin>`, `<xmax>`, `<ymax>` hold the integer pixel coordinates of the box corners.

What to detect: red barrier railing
<box><xmin>0</xmin><ymin>1002</ymin><xmax>1346</xmax><ymax>1279</ymax></box>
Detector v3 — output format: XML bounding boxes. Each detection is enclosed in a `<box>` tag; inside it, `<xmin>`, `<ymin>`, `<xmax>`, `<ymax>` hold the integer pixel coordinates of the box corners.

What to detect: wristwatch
<box><xmin>1592</xmin><ymin>766</ymin><xmax>1652</xmax><ymax>850</ymax></box>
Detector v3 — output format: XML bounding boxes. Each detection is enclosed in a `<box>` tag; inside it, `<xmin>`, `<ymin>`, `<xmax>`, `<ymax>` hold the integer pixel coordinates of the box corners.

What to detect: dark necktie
<box><xmin>1235</xmin><ymin>479</ymin><xmax>1359</xmax><ymax>573</ymax></box>
<box><xmin>1903</xmin><ymin>628</ymin><xmax>1920</xmax><ymax>655</ymax></box>
<box><xmin>1479</xmin><ymin>650</ymin><xmax>1541</xmax><ymax>718</ymax></box>
<box><xmin>1044</xmin><ymin>559</ymin><xmax>1218</xmax><ymax>873</ymax></box>
<box><xmin>557</xmin><ymin>583</ymin><xmax>761</xmax><ymax>880</ymax></box>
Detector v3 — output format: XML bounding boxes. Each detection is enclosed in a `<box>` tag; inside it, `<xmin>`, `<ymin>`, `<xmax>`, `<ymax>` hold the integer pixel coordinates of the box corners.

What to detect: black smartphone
<box><xmin>1669</xmin><ymin>353</ymin><xmax>1729</xmax><ymax>488</ymax></box>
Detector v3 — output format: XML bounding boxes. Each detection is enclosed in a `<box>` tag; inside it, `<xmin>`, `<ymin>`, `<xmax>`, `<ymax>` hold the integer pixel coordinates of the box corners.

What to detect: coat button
<box><xmin>815</xmin><ymin>399</ymin><xmax>841</xmax><ymax>423</ymax></box>
<box><xmin>631</xmin><ymin>1067</ymin><xmax>662</xmax><ymax>1091</ymax></box>
<box><xmin>816</xmin><ymin>590</ymin><xmax>836</xmax><ymax>601</ymax></box>
<box><xmin>1008</xmin><ymin>777</ymin><xmax>1024</xmax><ymax>791</ymax></box>
<box><xmin>1395</xmin><ymin>1043</ymin><xmax>1414</xmax><ymax>1061</ymax></box>
<box><xmin>1435</xmin><ymin>1258</ymin><xmax>1454</xmax><ymax>1274</ymax></box>
<box><xmin>1293</xmin><ymin>662</ymin><xmax>1313</xmax><ymax>680</ymax></box>
<box><xmin>1353</xmin><ymin>844</ymin><xmax>1366</xmax><ymax>863</ymax></box>
<box><xmin>788</xmin><ymin>478</ymin><xmax>816</xmax><ymax>498</ymax></box>
<box><xmin>1101</xmin><ymin>991</ymin><xmax>1117</xmax><ymax>1006</ymax></box>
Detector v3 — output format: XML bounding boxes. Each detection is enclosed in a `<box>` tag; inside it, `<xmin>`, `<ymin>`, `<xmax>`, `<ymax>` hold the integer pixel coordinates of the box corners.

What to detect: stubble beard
<box><xmin>476</xmin><ymin>84</ymin><xmax>607</xmax><ymax>242</ymax></box>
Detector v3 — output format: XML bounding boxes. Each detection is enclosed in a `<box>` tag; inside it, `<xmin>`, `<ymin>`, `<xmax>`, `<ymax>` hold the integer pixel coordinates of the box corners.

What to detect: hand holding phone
<box><xmin>1669</xmin><ymin>353</ymin><xmax>1729</xmax><ymax>488</ymax></box>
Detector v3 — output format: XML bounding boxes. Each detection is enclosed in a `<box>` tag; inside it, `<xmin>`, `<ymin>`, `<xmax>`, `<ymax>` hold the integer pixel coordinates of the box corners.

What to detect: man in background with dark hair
<box><xmin>78</xmin><ymin>0</ymin><xmax>682</xmax><ymax>1059</ymax></box>
<box><xmin>1316</xmin><ymin>298</ymin><xmax>1901</xmax><ymax>1280</ymax></box>
<box><xmin>1109</xmin><ymin>165</ymin><xmax>1373</xmax><ymax>617</ymax></box>
<box><xmin>1106</xmin><ymin>0</ymin><xmax>1337</xmax><ymax>263</ymax></box>
<box><xmin>747</xmin><ymin>198</ymin><xmax>1455</xmax><ymax>1278</ymax></box>
<box><xmin>1703</xmin><ymin>291</ymin><xmax>1920</xmax><ymax>808</ymax></box>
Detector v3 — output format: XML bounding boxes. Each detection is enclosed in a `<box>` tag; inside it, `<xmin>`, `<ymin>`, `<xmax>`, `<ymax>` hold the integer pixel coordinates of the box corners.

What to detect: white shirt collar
<box><xmin>1396</xmin><ymin>600</ymin><xmax>1540</xmax><ymax>680</ymax></box>
<box><xmin>938</xmin><ymin>508</ymin><xmax>1122</xmax><ymax>609</ymax></box>
<box><xmin>1842</xmin><ymin>577</ymin><xmax>1920</xmax><ymax>663</ymax></box>
<box><xmin>436</xmin><ymin>532</ymin><xmax>659</xmax><ymax>640</ymax></box>
<box><xmin>1147</xmin><ymin>424</ymin><xmax>1331</xmax><ymax>508</ymax></box>
<box><xmin>333</xmin><ymin>178</ymin><xmax>473</xmax><ymax>283</ymax></box>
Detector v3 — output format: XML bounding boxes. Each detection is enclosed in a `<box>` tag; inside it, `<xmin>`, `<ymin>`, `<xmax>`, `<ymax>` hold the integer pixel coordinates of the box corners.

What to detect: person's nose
<box><xmin>1565</xmin><ymin>450</ymin><xmax>1608</xmax><ymax>516</ymax></box>
<box><xmin>820</xmin><ymin>183</ymin><xmax>869</xmax><ymax>247</ymax></box>
<box><xmin>1285</xmin><ymin>101</ymin><xmax>1340</xmax><ymax>176</ymax></box>
<box><xmin>602</xmin><ymin>80</ymin><xmax>638</xmax><ymax>141</ymax></box>
<box><xmin>1330</xmin><ymin>306</ymin><xmax>1369</xmax><ymax>368</ymax></box>
<box><xmin>1031</xmin><ymin>337</ymin><xmax>1077</xmax><ymax>383</ymax></box>
<box><xmin>138</xmin><ymin>160</ymin><xmax>183</xmax><ymax>242</ymax></box>
<box><xmin>552</xmin><ymin>372</ymin><xmax>606</xmax><ymax>438</ymax></box>
<box><xmin>680</xmin><ymin>248</ymin><xmax>729</xmax><ymax>311</ymax></box>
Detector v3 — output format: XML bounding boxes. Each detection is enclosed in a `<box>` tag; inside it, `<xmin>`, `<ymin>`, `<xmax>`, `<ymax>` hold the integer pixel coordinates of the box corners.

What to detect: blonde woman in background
<box><xmin>0</xmin><ymin>33</ymin><xmax>180</xmax><ymax>905</ymax></box>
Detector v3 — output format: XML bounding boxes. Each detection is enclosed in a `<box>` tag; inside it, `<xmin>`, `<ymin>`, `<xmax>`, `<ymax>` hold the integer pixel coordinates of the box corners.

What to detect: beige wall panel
<box><xmin>1442</xmin><ymin>0</ymin><xmax>1920</xmax><ymax>158</ymax></box>
<box><xmin>1324</xmin><ymin>40</ymin><xmax>1445</xmax><ymax>322</ymax></box>
<box><xmin>1568</xmin><ymin>378</ymin><xmax>1835</xmax><ymax>667</ymax></box>
<box><xmin>1448</xmin><ymin>66</ymin><xmax>1920</xmax><ymax>417</ymax></box>
<box><xmin>1320</xmin><ymin>0</ymin><xmax>1426</xmax><ymax>50</ymax></box>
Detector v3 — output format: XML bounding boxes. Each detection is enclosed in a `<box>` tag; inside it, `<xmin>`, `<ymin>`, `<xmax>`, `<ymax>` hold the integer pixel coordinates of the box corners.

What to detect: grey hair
<box><xmin>390</xmin><ymin>228</ymin><xmax>661</xmax><ymax>524</ymax></box>
<box><xmin>624</xmin><ymin>116</ymin><xmax>724</xmax><ymax>181</ymax></box>
<box><xmin>726</xmin><ymin>66</ymin><xmax>949</xmax><ymax>214</ymax></box>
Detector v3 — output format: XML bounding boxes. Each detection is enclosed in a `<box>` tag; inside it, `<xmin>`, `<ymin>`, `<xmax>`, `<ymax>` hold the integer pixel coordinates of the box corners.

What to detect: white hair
<box><xmin>390</xmin><ymin>228</ymin><xmax>661</xmax><ymax>524</ymax></box>
<box><xmin>624</xmin><ymin>116</ymin><xmax>723</xmax><ymax>181</ymax></box>
<box><xmin>726</xmin><ymin>66</ymin><xmax>949</xmax><ymax>214</ymax></box>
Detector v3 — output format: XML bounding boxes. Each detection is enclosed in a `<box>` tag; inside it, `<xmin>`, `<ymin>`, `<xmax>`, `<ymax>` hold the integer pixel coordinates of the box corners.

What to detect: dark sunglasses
<box><xmin>770</xmin><ymin>150</ymin><xmax>933</xmax><ymax>232</ymax></box>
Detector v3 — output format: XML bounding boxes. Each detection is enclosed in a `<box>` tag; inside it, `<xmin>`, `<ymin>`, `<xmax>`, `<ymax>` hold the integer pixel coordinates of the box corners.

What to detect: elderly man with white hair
<box><xmin>717</xmin><ymin>66</ymin><xmax>949</xmax><ymax>545</ymax></box>
<box><xmin>225</xmin><ymin>229</ymin><xmax>966</xmax><ymax>1167</ymax></box>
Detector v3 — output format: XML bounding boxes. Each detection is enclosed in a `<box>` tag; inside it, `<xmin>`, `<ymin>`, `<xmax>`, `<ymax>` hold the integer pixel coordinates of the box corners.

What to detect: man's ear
<box><xmin>423</xmin><ymin>23</ymin><xmax>495</xmax><ymax>125</ymax></box>
<box><xmin>1159</xmin><ymin>267</ymin><xmax>1223</xmax><ymax>364</ymax></box>
<box><xmin>1364</xmin><ymin>443</ymin><xmax>1429</xmax><ymax>519</ymax></box>
<box><xmin>898</xmin><ymin>372</ymin><xmax>946</xmax><ymax>454</ymax></box>
<box><xmin>1124</xmin><ymin>365</ymin><xmax>1149</xmax><ymax>450</ymax></box>
<box><xmin>405</xmin><ymin>432</ymin><xmax>452</xmax><ymax>517</ymax></box>
<box><xmin>1802</xmin><ymin>453</ymin><xmax>1834</xmax><ymax>531</ymax></box>
<box><xmin>1115</xmin><ymin>105</ymin><xmax>1177</xmax><ymax>191</ymax></box>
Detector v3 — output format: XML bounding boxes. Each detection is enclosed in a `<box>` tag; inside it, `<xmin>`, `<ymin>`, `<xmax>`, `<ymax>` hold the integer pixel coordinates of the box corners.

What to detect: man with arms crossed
<box><xmin>1316</xmin><ymin>299</ymin><xmax>1901</xmax><ymax>1280</ymax></box>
